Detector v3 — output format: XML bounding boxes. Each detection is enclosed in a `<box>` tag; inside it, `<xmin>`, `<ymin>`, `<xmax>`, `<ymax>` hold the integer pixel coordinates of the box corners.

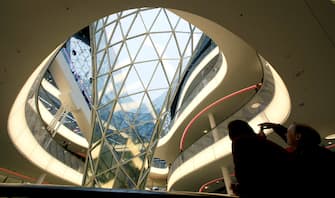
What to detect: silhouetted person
<box><xmin>259</xmin><ymin>122</ymin><xmax>335</xmax><ymax>196</ymax></box>
<box><xmin>228</xmin><ymin>120</ymin><xmax>293</xmax><ymax>198</ymax></box>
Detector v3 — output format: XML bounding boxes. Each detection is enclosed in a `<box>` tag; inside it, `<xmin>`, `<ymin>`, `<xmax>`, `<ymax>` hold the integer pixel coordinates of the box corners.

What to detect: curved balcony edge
<box><xmin>167</xmin><ymin>57</ymin><xmax>291</xmax><ymax>191</ymax></box>
<box><xmin>7</xmin><ymin>44</ymin><xmax>84</xmax><ymax>185</ymax></box>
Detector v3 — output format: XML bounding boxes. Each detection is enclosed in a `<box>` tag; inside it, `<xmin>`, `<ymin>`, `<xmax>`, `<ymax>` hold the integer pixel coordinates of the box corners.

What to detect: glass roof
<box><xmin>85</xmin><ymin>7</ymin><xmax>203</xmax><ymax>189</ymax></box>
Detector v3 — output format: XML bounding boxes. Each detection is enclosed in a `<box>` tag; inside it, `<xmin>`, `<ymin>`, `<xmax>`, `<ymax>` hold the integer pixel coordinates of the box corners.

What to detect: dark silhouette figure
<box><xmin>228</xmin><ymin>120</ymin><xmax>293</xmax><ymax>198</ymax></box>
<box><xmin>258</xmin><ymin>122</ymin><xmax>335</xmax><ymax>197</ymax></box>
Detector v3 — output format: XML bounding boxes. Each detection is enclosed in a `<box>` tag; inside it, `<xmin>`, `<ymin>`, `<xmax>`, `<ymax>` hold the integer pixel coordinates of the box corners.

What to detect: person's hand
<box><xmin>259</xmin><ymin>122</ymin><xmax>288</xmax><ymax>142</ymax></box>
<box><xmin>258</xmin><ymin>128</ymin><xmax>266</xmax><ymax>138</ymax></box>
<box><xmin>258</xmin><ymin>122</ymin><xmax>280</xmax><ymax>129</ymax></box>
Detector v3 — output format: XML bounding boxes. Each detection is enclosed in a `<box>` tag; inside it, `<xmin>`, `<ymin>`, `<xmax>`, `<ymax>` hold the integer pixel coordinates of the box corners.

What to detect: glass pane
<box><xmin>135</xmin><ymin>122</ymin><xmax>155</xmax><ymax>142</ymax></box>
<box><xmin>108</xmin><ymin>44</ymin><xmax>121</xmax><ymax>70</ymax></box>
<box><xmin>119</xmin><ymin>93</ymin><xmax>144</xmax><ymax>114</ymax></box>
<box><xmin>106</xmin><ymin>132</ymin><xmax>127</xmax><ymax>151</ymax></box>
<box><xmin>120</xmin><ymin>144</ymin><xmax>135</xmax><ymax>163</ymax></box>
<box><xmin>97</xmin><ymin>142</ymin><xmax>116</xmax><ymax>172</ymax></box>
<box><xmin>151</xmin><ymin>9</ymin><xmax>171</xmax><ymax>32</ymax></box>
<box><xmin>107</xmin><ymin>14</ymin><xmax>118</xmax><ymax>25</ymax></box>
<box><xmin>97</xmin><ymin>73</ymin><xmax>109</xmax><ymax>100</ymax></box>
<box><xmin>134</xmin><ymin>61</ymin><xmax>158</xmax><ymax>88</ymax></box>
<box><xmin>113</xmin><ymin>168</ymin><xmax>135</xmax><ymax>189</ymax></box>
<box><xmin>193</xmin><ymin>33</ymin><xmax>202</xmax><ymax>51</ymax></box>
<box><xmin>97</xmin><ymin>101</ymin><xmax>114</xmax><ymax>130</ymax></box>
<box><xmin>119</xmin><ymin>67</ymin><xmax>144</xmax><ymax>97</ymax></box>
<box><xmin>165</xmin><ymin>9</ymin><xmax>179</xmax><ymax>29</ymax></box>
<box><xmin>137</xmin><ymin>94</ymin><xmax>156</xmax><ymax>122</ymax></box>
<box><xmin>148</xmin><ymin>63</ymin><xmax>169</xmax><ymax>90</ymax></box>
<box><xmin>162</xmin><ymin>59</ymin><xmax>180</xmax><ymax>83</ymax></box>
<box><xmin>112</xmin><ymin>66</ymin><xmax>130</xmax><ymax>95</ymax></box>
<box><xmin>96</xmin><ymin>169</ymin><xmax>116</xmax><ymax>187</ymax></box>
<box><xmin>162</xmin><ymin>36</ymin><xmax>179</xmax><ymax>59</ymax></box>
<box><xmin>92</xmin><ymin>118</ymin><xmax>102</xmax><ymax>143</ymax></box>
<box><xmin>147</xmin><ymin>89</ymin><xmax>168</xmax><ymax>114</ymax></box>
<box><xmin>135</xmin><ymin>36</ymin><xmax>158</xmax><ymax>62</ymax></box>
<box><xmin>175</xmin><ymin>18</ymin><xmax>191</xmax><ymax>32</ymax></box>
<box><xmin>126</xmin><ymin>35</ymin><xmax>145</xmax><ymax>60</ymax></box>
<box><xmin>111</xmin><ymin>23</ymin><xmax>123</xmax><ymax>44</ymax></box>
<box><xmin>96</xmin><ymin>19</ymin><xmax>103</xmax><ymax>31</ymax></box>
<box><xmin>114</xmin><ymin>44</ymin><xmax>131</xmax><ymax>70</ymax></box>
<box><xmin>123</xmin><ymin>156</ymin><xmax>143</xmax><ymax>182</ymax></box>
<box><xmin>105</xmin><ymin>22</ymin><xmax>116</xmax><ymax>42</ymax></box>
<box><xmin>120</xmin><ymin>13</ymin><xmax>135</xmax><ymax>36</ymax></box>
<box><xmin>95</xmin><ymin>30</ymin><xmax>102</xmax><ymax>48</ymax></box>
<box><xmin>97</xmin><ymin>31</ymin><xmax>107</xmax><ymax>51</ymax></box>
<box><xmin>140</xmin><ymin>8</ymin><xmax>160</xmax><ymax>30</ymax></box>
<box><xmin>150</xmin><ymin>33</ymin><xmax>171</xmax><ymax>57</ymax></box>
<box><xmin>176</xmin><ymin>32</ymin><xmax>191</xmax><ymax>55</ymax></box>
<box><xmin>90</xmin><ymin>139</ymin><xmax>102</xmax><ymax>160</ymax></box>
<box><xmin>128</xmin><ymin>15</ymin><xmax>147</xmax><ymax>38</ymax></box>
<box><xmin>100</xmin><ymin>83</ymin><xmax>116</xmax><ymax>107</ymax></box>
<box><xmin>97</xmin><ymin>51</ymin><xmax>110</xmax><ymax>76</ymax></box>
<box><xmin>125</xmin><ymin>128</ymin><xmax>142</xmax><ymax>156</ymax></box>
<box><xmin>184</xmin><ymin>41</ymin><xmax>193</xmax><ymax>57</ymax></box>
<box><xmin>112</xmin><ymin>103</ymin><xmax>130</xmax><ymax>130</ymax></box>
<box><xmin>122</xmin><ymin>9</ymin><xmax>137</xmax><ymax>17</ymax></box>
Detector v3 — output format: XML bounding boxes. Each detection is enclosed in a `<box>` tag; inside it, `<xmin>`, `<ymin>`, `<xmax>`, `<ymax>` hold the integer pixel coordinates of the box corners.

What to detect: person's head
<box><xmin>286</xmin><ymin>123</ymin><xmax>321</xmax><ymax>148</ymax></box>
<box><xmin>228</xmin><ymin>120</ymin><xmax>255</xmax><ymax>141</ymax></box>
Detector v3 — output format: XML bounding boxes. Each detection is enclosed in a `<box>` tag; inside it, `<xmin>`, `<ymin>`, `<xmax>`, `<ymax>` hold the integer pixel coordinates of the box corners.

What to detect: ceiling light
<box><xmin>251</xmin><ymin>102</ymin><xmax>261</xmax><ymax>109</ymax></box>
<box><xmin>203</xmin><ymin>130</ymin><xmax>208</xmax><ymax>134</ymax></box>
<box><xmin>325</xmin><ymin>134</ymin><xmax>335</xmax><ymax>140</ymax></box>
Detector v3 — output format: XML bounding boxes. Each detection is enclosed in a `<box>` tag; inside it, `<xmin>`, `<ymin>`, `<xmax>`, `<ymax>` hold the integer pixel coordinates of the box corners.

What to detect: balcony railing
<box><xmin>168</xmin><ymin>57</ymin><xmax>275</xmax><ymax>179</ymax></box>
<box><xmin>160</xmin><ymin>48</ymin><xmax>221</xmax><ymax>138</ymax></box>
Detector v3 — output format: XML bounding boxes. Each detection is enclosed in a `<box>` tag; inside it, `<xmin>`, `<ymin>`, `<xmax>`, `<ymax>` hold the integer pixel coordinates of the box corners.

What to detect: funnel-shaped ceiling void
<box><xmin>83</xmin><ymin>7</ymin><xmax>213</xmax><ymax>189</ymax></box>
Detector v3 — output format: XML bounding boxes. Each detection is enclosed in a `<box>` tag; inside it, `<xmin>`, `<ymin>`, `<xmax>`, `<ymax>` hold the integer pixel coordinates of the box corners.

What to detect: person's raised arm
<box><xmin>258</xmin><ymin>122</ymin><xmax>288</xmax><ymax>142</ymax></box>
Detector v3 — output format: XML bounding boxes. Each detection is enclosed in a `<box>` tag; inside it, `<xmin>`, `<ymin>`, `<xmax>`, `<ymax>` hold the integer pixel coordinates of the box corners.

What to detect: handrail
<box><xmin>325</xmin><ymin>144</ymin><xmax>335</xmax><ymax>149</ymax></box>
<box><xmin>179</xmin><ymin>83</ymin><xmax>262</xmax><ymax>152</ymax></box>
<box><xmin>0</xmin><ymin>167</ymin><xmax>48</xmax><ymax>184</ymax></box>
<box><xmin>168</xmin><ymin>60</ymin><xmax>276</xmax><ymax>182</ymax></box>
<box><xmin>198</xmin><ymin>177</ymin><xmax>224</xmax><ymax>192</ymax></box>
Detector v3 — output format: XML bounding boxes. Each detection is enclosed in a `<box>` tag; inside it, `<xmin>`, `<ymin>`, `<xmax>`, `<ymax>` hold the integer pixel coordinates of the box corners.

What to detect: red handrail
<box><xmin>198</xmin><ymin>177</ymin><xmax>225</xmax><ymax>192</ymax></box>
<box><xmin>0</xmin><ymin>167</ymin><xmax>48</xmax><ymax>184</ymax></box>
<box><xmin>325</xmin><ymin>144</ymin><xmax>335</xmax><ymax>149</ymax></box>
<box><xmin>179</xmin><ymin>83</ymin><xmax>262</xmax><ymax>151</ymax></box>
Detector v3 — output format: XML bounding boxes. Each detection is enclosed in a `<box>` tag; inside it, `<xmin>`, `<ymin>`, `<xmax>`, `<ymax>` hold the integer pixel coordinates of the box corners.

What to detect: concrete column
<box><xmin>221</xmin><ymin>166</ymin><xmax>233</xmax><ymax>195</ymax></box>
<box><xmin>208</xmin><ymin>113</ymin><xmax>220</xmax><ymax>142</ymax></box>
<box><xmin>49</xmin><ymin>52</ymin><xmax>91</xmax><ymax>142</ymax></box>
